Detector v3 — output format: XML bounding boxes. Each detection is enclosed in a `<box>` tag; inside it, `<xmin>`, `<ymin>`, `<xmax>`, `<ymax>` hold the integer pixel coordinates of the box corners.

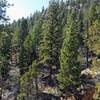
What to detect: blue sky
<box><xmin>7</xmin><ymin>0</ymin><xmax>50</xmax><ymax>22</ymax></box>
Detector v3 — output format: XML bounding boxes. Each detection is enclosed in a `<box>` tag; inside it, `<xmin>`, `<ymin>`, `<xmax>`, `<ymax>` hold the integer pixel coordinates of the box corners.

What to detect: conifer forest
<box><xmin>0</xmin><ymin>0</ymin><xmax>100</xmax><ymax>100</ymax></box>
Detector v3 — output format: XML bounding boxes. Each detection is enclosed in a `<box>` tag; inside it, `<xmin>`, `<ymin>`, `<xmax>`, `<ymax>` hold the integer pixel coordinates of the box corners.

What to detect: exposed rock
<box><xmin>80</xmin><ymin>68</ymin><xmax>97</xmax><ymax>100</ymax></box>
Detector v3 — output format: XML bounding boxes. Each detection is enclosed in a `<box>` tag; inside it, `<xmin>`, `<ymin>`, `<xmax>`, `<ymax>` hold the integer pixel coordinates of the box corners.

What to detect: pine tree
<box><xmin>20</xmin><ymin>18</ymin><xmax>29</xmax><ymax>46</ymax></box>
<box><xmin>87</xmin><ymin>0</ymin><xmax>100</xmax><ymax>75</ymax></box>
<box><xmin>19</xmin><ymin>18</ymin><xmax>29</xmax><ymax>74</ymax></box>
<box><xmin>57</xmin><ymin>10</ymin><xmax>82</xmax><ymax>91</ymax></box>
<box><xmin>17</xmin><ymin>61</ymin><xmax>38</xmax><ymax>100</ymax></box>
<box><xmin>39</xmin><ymin>0</ymin><xmax>63</xmax><ymax>83</ymax></box>
<box><xmin>0</xmin><ymin>26</ymin><xmax>12</xmax><ymax>79</ymax></box>
<box><xmin>0</xmin><ymin>1</ymin><xmax>11</xmax><ymax>99</ymax></box>
<box><xmin>0</xmin><ymin>27</ymin><xmax>12</xmax><ymax>100</ymax></box>
<box><xmin>11</xmin><ymin>20</ymin><xmax>21</xmax><ymax>48</ymax></box>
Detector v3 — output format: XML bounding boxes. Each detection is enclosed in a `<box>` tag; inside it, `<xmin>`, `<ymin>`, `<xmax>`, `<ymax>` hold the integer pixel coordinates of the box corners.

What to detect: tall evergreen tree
<box><xmin>87</xmin><ymin>0</ymin><xmax>100</xmax><ymax>75</ymax></box>
<box><xmin>17</xmin><ymin>61</ymin><xmax>38</xmax><ymax>100</ymax></box>
<box><xmin>39</xmin><ymin>0</ymin><xmax>63</xmax><ymax>83</ymax></box>
<box><xmin>19</xmin><ymin>18</ymin><xmax>29</xmax><ymax>74</ymax></box>
<box><xmin>20</xmin><ymin>18</ymin><xmax>29</xmax><ymax>46</ymax></box>
<box><xmin>0</xmin><ymin>31</ymin><xmax>12</xmax><ymax>98</ymax></box>
<box><xmin>57</xmin><ymin>10</ymin><xmax>82</xmax><ymax>91</ymax></box>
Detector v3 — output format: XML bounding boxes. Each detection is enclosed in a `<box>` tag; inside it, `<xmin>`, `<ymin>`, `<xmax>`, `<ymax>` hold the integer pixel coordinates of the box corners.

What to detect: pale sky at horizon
<box><xmin>7</xmin><ymin>0</ymin><xmax>50</xmax><ymax>22</ymax></box>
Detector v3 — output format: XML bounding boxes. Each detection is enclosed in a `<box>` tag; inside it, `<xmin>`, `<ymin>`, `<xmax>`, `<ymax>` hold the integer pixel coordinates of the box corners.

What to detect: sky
<box><xmin>7</xmin><ymin>0</ymin><xmax>50</xmax><ymax>22</ymax></box>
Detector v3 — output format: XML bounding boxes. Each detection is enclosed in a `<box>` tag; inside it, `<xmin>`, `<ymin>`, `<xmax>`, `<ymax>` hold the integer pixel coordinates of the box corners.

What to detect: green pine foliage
<box><xmin>39</xmin><ymin>0</ymin><xmax>63</xmax><ymax>69</ymax></box>
<box><xmin>57</xmin><ymin>10</ymin><xmax>82</xmax><ymax>90</ymax></box>
<box><xmin>0</xmin><ymin>0</ymin><xmax>100</xmax><ymax>99</ymax></box>
<box><xmin>0</xmin><ymin>27</ymin><xmax>12</xmax><ymax>79</ymax></box>
<box><xmin>17</xmin><ymin>61</ymin><xmax>38</xmax><ymax>100</ymax></box>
